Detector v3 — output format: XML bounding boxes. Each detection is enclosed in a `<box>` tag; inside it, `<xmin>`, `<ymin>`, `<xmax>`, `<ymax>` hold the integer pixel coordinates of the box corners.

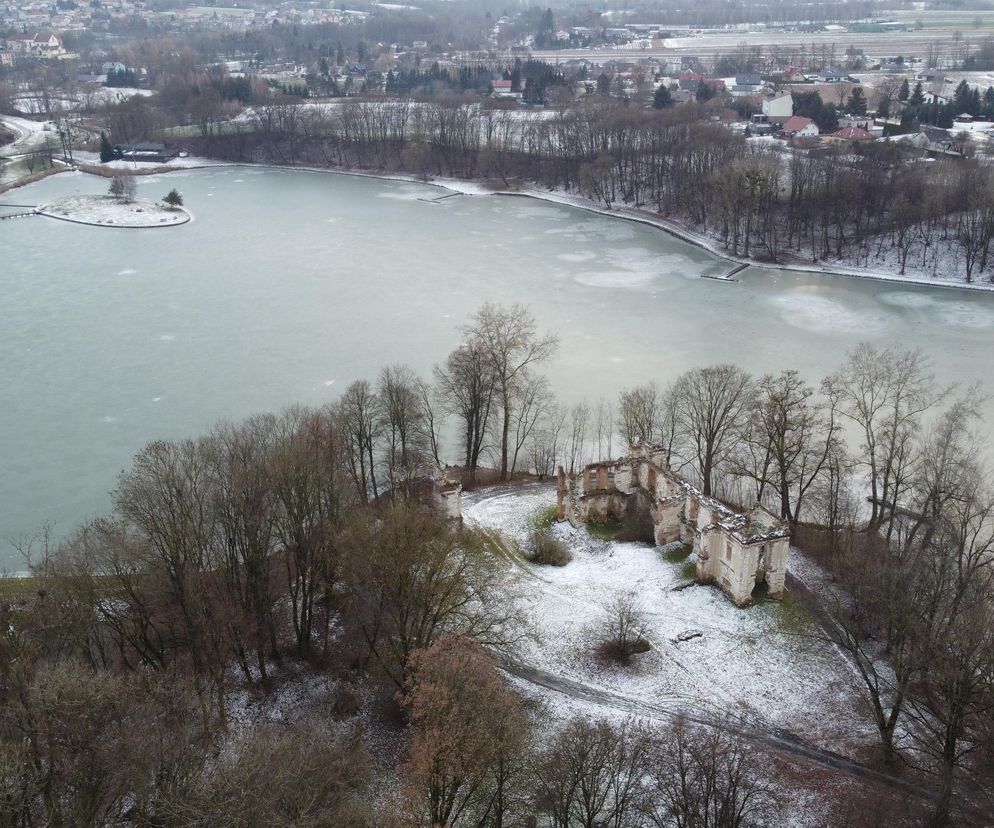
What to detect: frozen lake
<box><xmin>3</xmin><ymin>166</ymin><xmax>994</xmax><ymax>568</ymax></box>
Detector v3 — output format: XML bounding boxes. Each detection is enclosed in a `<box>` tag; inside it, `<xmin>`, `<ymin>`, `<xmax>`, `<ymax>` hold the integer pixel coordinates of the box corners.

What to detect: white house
<box><xmin>761</xmin><ymin>92</ymin><xmax>793</xmax><ymax>121</ymax></box>
<box><xmin>779</xmin><ymin>115</ymin><xmax>819</xmax><ymax>139</ymax></box>
<box><xmin>4</xmin><ymin>32</ymin><xmax>64</xmax><ymax>57</ymax></box>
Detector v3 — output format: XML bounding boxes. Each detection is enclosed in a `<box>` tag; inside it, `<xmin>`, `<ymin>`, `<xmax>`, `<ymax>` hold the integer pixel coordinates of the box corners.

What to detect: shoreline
<box><xmin>17</xmin><ymin>159</ymin><xmax>994</xmax><ymax>295</ymax></box>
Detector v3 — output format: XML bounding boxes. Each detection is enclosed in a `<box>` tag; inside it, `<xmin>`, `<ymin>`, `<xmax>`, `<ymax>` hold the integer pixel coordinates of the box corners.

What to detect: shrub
<box><xmin>529</xmin><ymin>505</ymin><xmax>558</xmax><ymax>532</ymax></box>
<box><xmin>328</xmin><ymin>683</ymin><xmax>361</xmax><ymax>720</ymax></box>
<box><xmin>526</xmin><ymin>528</ymin><xmax>572</xmax><ymax>567</ymax></box>
<box><xmin>597</xmin><ymin>593</ymin><xmax>651</xmax><ymax>663</ymax></box>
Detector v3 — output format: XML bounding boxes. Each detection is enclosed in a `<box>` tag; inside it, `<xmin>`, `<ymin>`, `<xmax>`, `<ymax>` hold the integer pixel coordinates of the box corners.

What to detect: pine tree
<box><xmin>162</xmin><ymin>189</ymin><xmax>183</xmax><ymax>209</ymax></box>
<box><xmin>847</xmin><ymin>86</ymin><xmax>867</xmax><ymax>115</ymax></box>
<box><xmin>898</xmin><ymin>77</ymin><xmax>910</xmax><ymax>101</ymax></box>
<box><xmin>653</xmin><ymin>84</ymin><xmax>672</xmax><ymax>109</ymax></box>
<box><xmin>99</xmin><ymin>132</ymin><xmax>114</xmax><ymax>163</ymax></box>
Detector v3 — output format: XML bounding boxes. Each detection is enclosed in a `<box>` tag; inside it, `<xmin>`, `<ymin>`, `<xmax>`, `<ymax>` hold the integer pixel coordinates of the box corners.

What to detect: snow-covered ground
<box><xmin>465</xmin><ymin>487</ymin><xmax>875</xmax><ymax>756</ymax></box>
<box><xmin>11</xmin><ymin>87</ymin><xmax>155</xmax><ymax>114</ymax></box>
<box><xmin>38</xmin><ymin>194</ymin><xmax>191</xmax><ymax>227</ymax></box>
<box><xmin>0</xmin><ymin>115</ymin><xmax>57</xmax><ymax>155</ymax></box>
<box><xmin>464</xmin><ymin>486</ymin><xmax>883</xmax><ymax>825</ymax></box>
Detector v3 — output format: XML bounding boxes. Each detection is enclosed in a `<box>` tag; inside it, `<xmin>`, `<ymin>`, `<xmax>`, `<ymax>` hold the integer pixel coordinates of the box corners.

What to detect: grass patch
<box><xmin>680</xmin><ymin>560</ymin><xmax>697</xmax><ymax>581</ymax></box>
<box><xmin>529</xmin><ymin>505</ymin><xmax>558</xmax><ymax>532</ymax></box>
<box><xmin>473</xmin><ymin>527</ymin><xmax>527</xmax><ymax>567</ymax></box>
<box><xmin>663</xmin><ymin>543</ymin><xmax>693</xmax><ymax>563</ymax></box>
<box><xmin>585</xmin><ymin>517</ymin><xmax>622</xmax><ymax>541</ymax></box>
<box><xmin>615</xmin><ymin>508</ymin><xmax>656</xmax><ymax>544</ymax></box>
<box><xmin>753</xmin><ymin>587</ymin><xmax>811</xmax><ymax>633</ymax></box>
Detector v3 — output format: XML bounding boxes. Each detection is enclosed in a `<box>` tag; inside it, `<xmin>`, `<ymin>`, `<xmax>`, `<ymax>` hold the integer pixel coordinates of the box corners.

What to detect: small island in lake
<box><xmin>38</xmin><ymin>194</ymin><xmax>190</xmax><ymax>228</ymax></box>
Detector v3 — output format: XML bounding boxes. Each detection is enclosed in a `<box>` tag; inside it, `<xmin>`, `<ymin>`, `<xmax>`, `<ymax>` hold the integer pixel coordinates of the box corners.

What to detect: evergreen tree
<box><xmin>909</xmin><ymin>81</ymin><xmax>926</xmax><ymax>108</ymax></box>
<box><xmin>898</xmin><ymin>77</ymin><xmax>910</xmax><ymax>101</ymax></box>
<box><xmin>99</xmin><ymin>131</ymin><xmax>114</xmax><ymax>163</ymax></box>
<box><xmin>162</xmin><ymin>189</ymin><xmax>183</xmax><ymax>209</ymax></box>
<box><xmin>847</xmin><ymin>86</ymin><xmax>867</xmax><ymax>115</ymax></box>
<box><xmin>652</xmin><ymin>84</ymin><xmax>672</xmax><ymax>109</ymax></box>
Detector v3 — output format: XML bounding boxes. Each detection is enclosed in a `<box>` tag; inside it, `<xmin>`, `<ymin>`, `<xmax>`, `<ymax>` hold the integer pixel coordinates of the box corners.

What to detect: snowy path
<box><xmin>502</xmin><ymin>658</ymin><xmax>932</xmax><ymax>803</ymax></box>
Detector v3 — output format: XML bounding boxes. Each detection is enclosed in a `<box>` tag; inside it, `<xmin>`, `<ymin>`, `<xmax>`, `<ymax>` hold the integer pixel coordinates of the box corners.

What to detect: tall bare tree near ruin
<box><xmin>617</xmin><ymin>384</ymin><xmax>660</xmax><ymax>450</ymax></box>
<box><xmin>338</xmin><ymin>379</ymin><xmax>381</xmax><ymax>502</ymax></box>
<box><xmin>736</xmin><ymin>370</ymin><xmax>840</xmax><ymax>526</ymax></box>
<box><xmin>464</xmin><ymin>303</ymin><xmax>558</xmax><ymax>481</ymax></box>
<box><xmin>671</xmin><ymin>365</ymin><xmax>754</xmax><ymax>497</ymax></box>
<box><xmin>508</xmin><ymin>371</ymin><xmax>553</xmax><ymax>476</ymax></box>
<box><xmin>415</xmin><ymin>376</ymin><xmax>445</xmax><ymax>468</ymax></box>
<box><xmin>377</xmin><ymin>364</ymin><xmax>430</xmax><ymax>499</ymax></box>
<box><xmin>340</xmin><ymin>504</ymin><xmax>516</xmax><ymax>688</ymax></box>
<box><xmin>435</xmin><ymin>341</ymin><xmax>497</xmax><ymax>486</ymax></box>
<box><xmin>825</xmin><ymin>344</ymin><xmax>947</xmax><ymax>533</ymax></box>
<box><xmin>593</xmin><ymin>397</ymin><xmax>614</xmax><ymax>460</ymax></box>
<box><xmin>566</xmin><ymin>401</ymin><xmax>590</xmax><ymax>475</ymax></box>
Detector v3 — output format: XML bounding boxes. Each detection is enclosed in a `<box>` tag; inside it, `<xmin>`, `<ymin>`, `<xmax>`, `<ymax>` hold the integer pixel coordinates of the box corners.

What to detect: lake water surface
<box><xmin>3</xmin><ymin>166</ymin><xmax>994</xmax><ymax>568</ymax></box>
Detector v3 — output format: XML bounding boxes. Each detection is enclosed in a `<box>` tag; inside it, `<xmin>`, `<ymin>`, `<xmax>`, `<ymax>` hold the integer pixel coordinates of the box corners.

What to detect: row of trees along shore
<box><xmin>3</xmin><ymin>304</ymin><xmax>993</xmax><ymax>826</ymax></box>
<box><xmin>142</xmin><ymin>95</ymin><xmax>994</xmax><ymax>283</ymax></box>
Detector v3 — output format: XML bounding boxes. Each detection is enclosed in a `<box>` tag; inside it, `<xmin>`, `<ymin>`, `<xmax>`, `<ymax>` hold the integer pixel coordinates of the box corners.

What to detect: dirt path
<box><xmin>502</xmin><ymin>657</ymin><xmax>929</xmax><ymax>800</ymax></box>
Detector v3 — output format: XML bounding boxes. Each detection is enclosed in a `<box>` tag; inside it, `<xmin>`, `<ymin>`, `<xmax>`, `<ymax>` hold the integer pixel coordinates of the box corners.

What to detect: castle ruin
<box><xmin>557</xmin><ymin>445</ymin><xmax>790</xmax><ymax>607</ymax></box>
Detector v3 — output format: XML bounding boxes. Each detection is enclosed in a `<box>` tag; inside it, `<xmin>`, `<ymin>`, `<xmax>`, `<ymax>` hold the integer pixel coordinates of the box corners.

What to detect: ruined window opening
<box><xmin>725</xmin><ymin>542</ymin><xmax>733</xmax><ymax>561</ymax></box>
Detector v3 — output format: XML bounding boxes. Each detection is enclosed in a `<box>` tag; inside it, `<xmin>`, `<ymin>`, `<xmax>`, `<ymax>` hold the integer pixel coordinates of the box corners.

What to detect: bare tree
<box><xmin>338</xmin><ymin>379</ymin><xmax>381</xmax><ymax>502</ymax></box>
<box><xmin>617</xmin><ymin>384</ymin><xmax>659</xmax><ymax>450</ymax></box>
<box><xmin>341</xmin><ymin>504</ymin><xmax>517</xmax><ymax>689</ymax></box>
<box><xmin>566</xmin><ymin>400</ymin><xmax>590</xmax><ymax>475</ymax></box>
<box><xmin>826</xmin><ymin>344</ymin><xmax>947</xmax><ymax>533</ymax></box>
<box><xmin>736</xmin><ymin>370</ymin><xmax>840</xmax><ymax>526</ymax></box>
<box><xmin>533</xmin><ymin>716</ymin><xmax>653</xmax><ymax>828</ymax></box>
<box><xmin>435</xmin><ymin>341</ymin><xmax>496</xmax><ymax>486</ymax></box>
<box><xmin>508</xmin><ymin>372</ymin><xmax>554</xmax><ymax>476</ymax></box>
<box><xmin>108</xmin><ymin>173</ymin><xmax>137</xmax><ymax>202</ymax></box>
<box><xmin>593</xmin><ymin>397</ymin><xmax>614</xmax><ymax>460</ymax></box>
<box><xmin>599</xmin><ymin>592</ymin><xmax>650</xmax><ymax>663</ymax></box>
<box><xmin>671</xmin><ymin>365</ymin><xmax>754</xmax><ymax>496</ymax></box>
<box><xmin>645</xmin><ymin>717</ymin><xmax>780</xmax><ymax>828</ymax></box>
<box><xmin>464</xmin><ymin>303</ymin><xmax>558</xmax><ymax>481</ymax></box>
<box><xmin>377</xmin><ymin>364</ymin><xmax>430</xmax><ymax>499</ymax></box>
<box><xmin>269</xmin><ymin>406</ymin><xmax>350</xmax><ymax>655</ymax></box>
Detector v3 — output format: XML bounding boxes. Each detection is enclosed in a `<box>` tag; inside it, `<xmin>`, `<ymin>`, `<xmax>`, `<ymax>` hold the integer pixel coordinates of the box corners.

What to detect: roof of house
<box><xmin>831</xmin><ymin>125</ymin><xmax>874</xmax><ymax>141</ymax></box>
<box><xmin>6</xmin><ymin>32</ymin><xmax>55</xmax><ymax>42</ymax></box>
<box><xmin>922</xmin><ymin>126</ymin><xmax>952</xmax><ymax>144</ymax></box>
<box><xmin>492</xmin><ymin>79</ymin><xmax>512</xmax><ymax>89</ymax></box>
<box><xmin>781</xmin><ymin>115</ymin><xmax>815</xmax><ymax>133</ymax></box>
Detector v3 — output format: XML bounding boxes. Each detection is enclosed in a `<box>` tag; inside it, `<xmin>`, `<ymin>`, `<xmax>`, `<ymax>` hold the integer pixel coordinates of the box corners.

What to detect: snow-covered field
<box><xmin>465</xmin><ymin>487</ymin><xmax>874</xmax><ymax>756</ymax></box>
<box><xmin>38</xmin><ymin>194</ymin><xmax>191</xmax><ymax>227</ymax></box>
